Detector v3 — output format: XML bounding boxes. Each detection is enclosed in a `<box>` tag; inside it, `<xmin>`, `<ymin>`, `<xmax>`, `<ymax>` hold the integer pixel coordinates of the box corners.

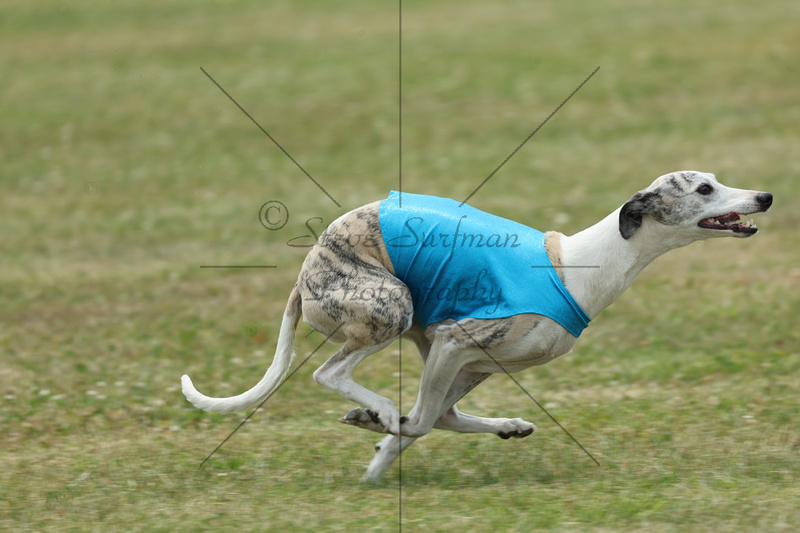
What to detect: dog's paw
<box><xmin>340</xmin><ymin>408</ymin><xmax>384</xmax><ymax>432</ymax></box>
<box><xmin>497</xmin><ymin>418</ymin><xmax>537</xmax><ymax>440</ymax></box>
<box><xmin>340</xmin><ymin>408</ymin><xmax>399</xmax><ymax>435</ymax></box>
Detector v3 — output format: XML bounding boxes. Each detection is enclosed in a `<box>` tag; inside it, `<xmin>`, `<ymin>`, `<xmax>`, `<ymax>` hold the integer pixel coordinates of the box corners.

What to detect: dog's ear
<box><xmin>619</xmin><ymin>191</ymin><xmax>656</xmax><ymax>239</ymax></box>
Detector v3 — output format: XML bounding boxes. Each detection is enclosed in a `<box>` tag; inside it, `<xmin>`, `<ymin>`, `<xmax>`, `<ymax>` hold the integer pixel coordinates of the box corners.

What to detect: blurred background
<box><xmin>2</xmin><ymin>1</ymin><xmax>798</xmax><ymax>530</ymax></box>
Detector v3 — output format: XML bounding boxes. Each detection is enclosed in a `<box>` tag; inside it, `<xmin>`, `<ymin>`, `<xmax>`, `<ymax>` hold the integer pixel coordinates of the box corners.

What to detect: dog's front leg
<box><xmin>362</xmin><ymin>434</ymin><xmax>417</xmax><ymax>482</ymax></box>
<box><xmin>434</xmin><ymin>405</ymin><xmax>536</xmax><ymax>439</ymax></box>
<box><xmin>362</xmin><ymin>368</ymin><xmax>491</xmax><ymax>481</ymax></box>
<box><xmin>426</xmin><ymin>369</ymin><xmax>535</xmax><ymax>438</ymax></box>
<box><xmin>399</xmin><ymin>338</ymin><xmax>465</xmax><ymax>438</ymax></box>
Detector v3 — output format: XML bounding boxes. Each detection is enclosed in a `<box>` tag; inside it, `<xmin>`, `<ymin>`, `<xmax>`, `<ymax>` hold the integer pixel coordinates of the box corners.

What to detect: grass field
<box><xmin>2</xmin><ymin>0</ymin><xmax>799</xmax><ymax>531</ymax></box>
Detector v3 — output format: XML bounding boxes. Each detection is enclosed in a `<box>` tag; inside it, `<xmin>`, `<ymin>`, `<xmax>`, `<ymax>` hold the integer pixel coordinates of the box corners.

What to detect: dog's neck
<box><xmin>558</xmin><ymin>208</ymin><xmax>691</xmax><ymax>319</ymax></box>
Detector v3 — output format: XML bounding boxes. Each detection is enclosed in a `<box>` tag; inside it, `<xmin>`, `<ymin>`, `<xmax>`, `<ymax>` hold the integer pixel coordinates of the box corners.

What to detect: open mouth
<box><xmin>698</xmin><ymin>211</ymin><xmax>758</xmax><ymax>235</ymax></box>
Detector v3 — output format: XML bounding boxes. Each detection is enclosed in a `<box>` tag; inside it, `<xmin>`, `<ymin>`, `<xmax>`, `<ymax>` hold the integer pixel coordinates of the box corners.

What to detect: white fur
<box><xmin>180</xmin><ymin>171</ymin><xmax>771</xmax><ymax>482</ymax></box>
<box><xmin>181</xmin><ymin>310</ymin><xmax>297</xmax><ymax>414</ymax></box>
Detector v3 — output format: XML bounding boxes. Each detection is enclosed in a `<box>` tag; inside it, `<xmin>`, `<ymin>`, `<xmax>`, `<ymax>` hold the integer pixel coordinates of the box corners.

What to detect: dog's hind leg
<box><xmin>314</xmin><ymin>338</ymin><xmax>405</xmax><ymax>435</ymax></box>
<box><xmin>299</xmin><ymin>241</ymin><xmax>415</xmax><ymax>435</ymax></box>
<box><xmin>340</xmin><ymin>321</ymin><xmax>431</xmax><ymax>434</ymax></box>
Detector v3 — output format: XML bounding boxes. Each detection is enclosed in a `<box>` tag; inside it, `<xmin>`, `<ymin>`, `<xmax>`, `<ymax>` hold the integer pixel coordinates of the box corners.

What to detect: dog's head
<box><xmin>619</xmin><ymin>171</ymin><xmax>773</xmax><ymax>240</ymax></box>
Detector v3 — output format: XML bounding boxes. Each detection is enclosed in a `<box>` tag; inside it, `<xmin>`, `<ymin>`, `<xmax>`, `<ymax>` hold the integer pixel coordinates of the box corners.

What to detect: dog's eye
<box><xmin>696</xmin><ymin>184</ymin><xmax>714</xmax><ymax>195</ymax></box>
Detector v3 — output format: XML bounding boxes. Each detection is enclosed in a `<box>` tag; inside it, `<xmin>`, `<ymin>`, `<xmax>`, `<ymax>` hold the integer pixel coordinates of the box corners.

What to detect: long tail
<box><xmin>180</xmin><ymin>289</ymin><xmax>302</xmax><ymax>414</ymax></box>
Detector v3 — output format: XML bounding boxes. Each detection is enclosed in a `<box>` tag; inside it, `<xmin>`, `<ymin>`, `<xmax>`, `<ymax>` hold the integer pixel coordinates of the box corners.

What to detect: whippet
<box><xmin>181</xmin><ymin>171</ymin><xmax>772</xmax><ymax>481</ymax></box>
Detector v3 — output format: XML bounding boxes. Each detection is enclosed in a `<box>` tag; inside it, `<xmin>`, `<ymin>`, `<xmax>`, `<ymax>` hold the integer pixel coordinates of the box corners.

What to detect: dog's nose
<box><xmin>756</xmin><ymin>192</ymin><xmax>773</xmax><ymax>208</ymax></box>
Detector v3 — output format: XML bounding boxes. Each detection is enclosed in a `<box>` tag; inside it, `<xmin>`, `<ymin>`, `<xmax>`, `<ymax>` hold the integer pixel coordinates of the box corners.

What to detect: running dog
<box><xmin>182</xmin><ymin>171</ymin><xmax>772</xmax><ymax>481</ymax></box>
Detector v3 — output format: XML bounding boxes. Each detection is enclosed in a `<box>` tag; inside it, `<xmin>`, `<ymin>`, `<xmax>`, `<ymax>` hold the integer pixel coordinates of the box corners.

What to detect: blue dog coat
<box><xmin>378</xmin><ymin>191</ymin><xmax>590</xmax><ymax>337</ymax></box>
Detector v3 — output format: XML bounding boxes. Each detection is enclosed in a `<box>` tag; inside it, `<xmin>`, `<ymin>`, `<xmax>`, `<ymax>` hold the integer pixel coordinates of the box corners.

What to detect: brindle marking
<box><xmin>181</xmin><ymin>171</ymin><xmax>772</xmax><ymax>481</ymax></box>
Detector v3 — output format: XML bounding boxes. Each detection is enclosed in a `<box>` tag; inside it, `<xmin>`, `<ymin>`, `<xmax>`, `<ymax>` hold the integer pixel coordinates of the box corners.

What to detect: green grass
<box><xmin>2</xmin><ymin>0</ymin><xmax>799</xmax><ymax>531</ymax></box>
